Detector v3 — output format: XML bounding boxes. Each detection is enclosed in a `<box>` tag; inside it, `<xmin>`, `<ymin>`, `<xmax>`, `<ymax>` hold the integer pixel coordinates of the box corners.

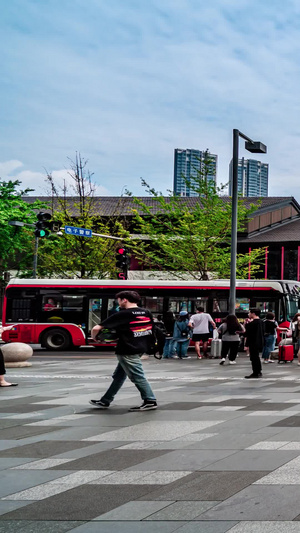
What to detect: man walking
<box><xmin>188</xmin><ymin>306</ymin><xmax>216</xmax><ymax>359</ymax></box>
<box><xmin>244</xmin><ymin>308</ymin><xmax>264</xmax><ymax>379</ymax></box>
<box><xmin>90</xmin><ymin>290</ymin><xmax>157</xmax><ymax>411</ymax></box>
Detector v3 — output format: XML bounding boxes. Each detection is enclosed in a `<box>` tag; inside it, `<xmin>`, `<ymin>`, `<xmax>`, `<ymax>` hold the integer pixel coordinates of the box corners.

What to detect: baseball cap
<box><xmin>179</xmin><ymin>311</ymin><xmax>188</xmax><ymax>316</ymax></box>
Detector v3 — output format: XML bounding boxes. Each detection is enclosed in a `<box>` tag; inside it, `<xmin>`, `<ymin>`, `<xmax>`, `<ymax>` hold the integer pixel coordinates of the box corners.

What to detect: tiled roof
<box><xmin>239</xmin><ymin>217</ymin><xmax>300</xmax><ymax>243</ymax></box>
<box><xmin>22</xmin><ymin>196</ymin><xmax>297</xmax><ymax>217</ymax></box>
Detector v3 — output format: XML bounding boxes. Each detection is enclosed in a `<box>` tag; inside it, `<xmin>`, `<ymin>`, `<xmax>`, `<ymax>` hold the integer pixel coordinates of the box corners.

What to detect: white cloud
<box><xmin>0</xmin><ymin>160</ymin><xmax>24</xmax><ymax>176</ymax></box>
<box><xmin>0</xmin><ymin>161</ymin><xmax>110</xmax><ymax>196</ymax></box>
<box><xmin>0</xmin><ymin>1</ymin><xmax>300</xmax><ymax>198</ymax></box>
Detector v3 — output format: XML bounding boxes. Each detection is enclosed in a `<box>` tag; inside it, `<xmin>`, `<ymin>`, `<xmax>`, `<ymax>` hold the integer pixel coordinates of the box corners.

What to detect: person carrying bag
<box><xmin>172</xmin><ymin>311</ymin><xmax>191</xmax><ymax>359</ymax></box>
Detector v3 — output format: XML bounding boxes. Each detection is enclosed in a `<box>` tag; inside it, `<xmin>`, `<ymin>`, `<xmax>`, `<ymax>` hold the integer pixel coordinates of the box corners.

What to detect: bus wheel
<box><xmin>42</xmin><ymin>329</ymin><xmax>70</xmax><ymax>350</ymax></box>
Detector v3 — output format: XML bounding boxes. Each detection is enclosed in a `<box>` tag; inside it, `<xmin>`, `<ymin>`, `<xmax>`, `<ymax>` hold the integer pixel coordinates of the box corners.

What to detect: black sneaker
<box><xmin>89</xmin><ymin>399</ymin><xmax>110</xmax><ymax>408</ymax></box>
<box><xmin>129</xmin><ymin>401</ymin><xmax>158</xmax><ymax>412</ymax></box>
<box><xmin>244</xmin><ymin>373</ymin><xmax>262</xmax><ymax>379</ymax></box>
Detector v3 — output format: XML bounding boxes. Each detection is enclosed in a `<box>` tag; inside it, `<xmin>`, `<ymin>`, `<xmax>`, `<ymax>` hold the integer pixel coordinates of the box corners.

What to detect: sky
<box><xmin>1</xmin><ymin>0</ymin><xmax>300</xmax><ymax>199</ymax></box>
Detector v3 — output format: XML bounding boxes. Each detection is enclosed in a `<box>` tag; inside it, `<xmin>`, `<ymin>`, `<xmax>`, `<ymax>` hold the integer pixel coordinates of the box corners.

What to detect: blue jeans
<box><xmin>163</xmin><ymin>338</ymin><xmax>177</xmax><ymax>358</ymax></box>
<box><xmin>176</xmin><ymin>340</ymin><xmax>190</xmax><ymax>358</ymax></box>
<box><xmin>262</xmin><ymin>334</ymin><xmax>276</xmax><ymax>360</ymax></box>
<box><xmin>101</xmin><ymin>354</ymin><xmax>156</xmax><ymax>405</ymax></box>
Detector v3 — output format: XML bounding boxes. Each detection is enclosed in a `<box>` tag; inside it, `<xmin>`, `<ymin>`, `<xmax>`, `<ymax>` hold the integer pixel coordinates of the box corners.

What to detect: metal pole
<box><xmin>33</xmin><ymin>236</ymin><xmax>39</xmax><ymax>279</ymax></box>
<box><xmin>229</xmin><ymin>128</ymin><xmax>239</xmax><ymax>315</ymax></box>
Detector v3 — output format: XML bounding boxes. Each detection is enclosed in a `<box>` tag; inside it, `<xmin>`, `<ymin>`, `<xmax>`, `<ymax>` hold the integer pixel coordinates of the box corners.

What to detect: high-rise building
<box><xmin>173</xmin><ymin>149</ymin><xmax>217</xmax><ymax>197</ymax></box>
<box><xmin>229</xmin><ymin>158</ymin><xmax>269</xmax><ymax>197</ymax></box>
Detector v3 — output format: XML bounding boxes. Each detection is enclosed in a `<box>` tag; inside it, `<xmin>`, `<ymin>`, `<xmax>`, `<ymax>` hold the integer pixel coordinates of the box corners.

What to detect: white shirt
<box><xmin>189</xmin><ymin>312</ymin><xmax>213</xmax><ymax>334</ymax></box>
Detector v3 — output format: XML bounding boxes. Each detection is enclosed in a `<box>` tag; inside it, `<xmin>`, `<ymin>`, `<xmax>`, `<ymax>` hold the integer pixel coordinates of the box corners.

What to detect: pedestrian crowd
<box><xmin>3</xmin><ymin>288</ymin><xmax>300</xmax><ymax>414</ymax></box>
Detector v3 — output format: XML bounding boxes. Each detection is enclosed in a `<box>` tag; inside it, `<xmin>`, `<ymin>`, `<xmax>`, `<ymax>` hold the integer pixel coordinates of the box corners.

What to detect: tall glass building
<box><xmin>173</xmin><ymin>149</ymin><xmax>217</xmax><ymax>196</ymax></box>
<box><xmin>229</xmin><ymin>158</ymin><xmax>269</xmax><ymax>197</ymax></box>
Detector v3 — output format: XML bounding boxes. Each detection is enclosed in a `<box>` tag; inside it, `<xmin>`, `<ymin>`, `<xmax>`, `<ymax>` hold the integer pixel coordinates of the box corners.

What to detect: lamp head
<box><xmin>245</xmin><ymin>141</ymin><xmax>267</xmax><ymax>154</ymax></box>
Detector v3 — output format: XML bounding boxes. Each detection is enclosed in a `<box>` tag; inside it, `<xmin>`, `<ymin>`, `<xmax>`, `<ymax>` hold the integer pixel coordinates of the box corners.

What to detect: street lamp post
<box><xmin>229</xmin><ymin>129</ymin><xmax>267</xmax><ymax>315</ymax></box>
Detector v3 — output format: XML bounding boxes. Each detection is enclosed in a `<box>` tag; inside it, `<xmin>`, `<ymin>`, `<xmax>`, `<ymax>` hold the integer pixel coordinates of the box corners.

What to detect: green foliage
<box><xmin>0</xmin><ymin>180</ymin><xmax>45</xmax><ymax>278</ymax></box>
<box><xmin>126</xmin><ymin>153</ymin><xmax>266</xmax><ymax>279</ymax></box>
<box><xmin>37</xmin><ymin>154</ymin><xmax>127</xmax><ymax>278</ymax></box>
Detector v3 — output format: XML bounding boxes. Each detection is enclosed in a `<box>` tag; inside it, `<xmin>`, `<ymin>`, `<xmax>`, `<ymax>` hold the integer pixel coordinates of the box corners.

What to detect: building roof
<box><xmin>23</xmin><ymin>195</ymin><xmax>299</xmax><ymax>217</ymax></box>
<box><xmin>239</xmin><ymin>216</ymin><xmax>300</xmax><ymax>243</ymax></box>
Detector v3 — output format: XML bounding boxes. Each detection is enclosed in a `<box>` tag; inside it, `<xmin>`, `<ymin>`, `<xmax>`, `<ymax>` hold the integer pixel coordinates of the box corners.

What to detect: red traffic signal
<box><xmin>116</xmin><ymin>247</ymin><xmax>128</xmax><ymax>272</ymax></box>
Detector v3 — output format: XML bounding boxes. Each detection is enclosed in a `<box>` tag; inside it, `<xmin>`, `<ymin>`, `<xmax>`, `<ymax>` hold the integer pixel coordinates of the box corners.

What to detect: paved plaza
<box><xmin>2</xmin><ymin>352</ymin><xmax>300</xmax><ymax>532</ymax></box>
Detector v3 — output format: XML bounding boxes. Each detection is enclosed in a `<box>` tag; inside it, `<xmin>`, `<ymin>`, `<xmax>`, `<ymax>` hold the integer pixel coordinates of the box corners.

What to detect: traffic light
<box><xmin>34</xmin><ymin>212</ymin><xmax>62</xmax><ymax>238</ymax></box>
<box><xmin>116</xmin><ymin>247</ymin><xmax>128</xmax><ymax>279</ymax></box>
<box><xmin>34</xmin><ymin>212</ymin><xmax>52</xmax><ymax>238</ymax></box>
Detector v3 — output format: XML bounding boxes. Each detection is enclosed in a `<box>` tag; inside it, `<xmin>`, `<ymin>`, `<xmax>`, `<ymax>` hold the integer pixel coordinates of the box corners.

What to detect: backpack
<box><xmin>146</xmin><ymin>324</ymin><xmax>166</xmax><ymax>359</ymax></box>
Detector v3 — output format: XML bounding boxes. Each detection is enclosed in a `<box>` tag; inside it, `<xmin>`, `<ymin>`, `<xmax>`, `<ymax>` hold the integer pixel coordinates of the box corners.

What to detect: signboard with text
<box><xmin>64</xmin><ymin>226</ymin><xmax>92</xmax><ymax>238</ymax></box>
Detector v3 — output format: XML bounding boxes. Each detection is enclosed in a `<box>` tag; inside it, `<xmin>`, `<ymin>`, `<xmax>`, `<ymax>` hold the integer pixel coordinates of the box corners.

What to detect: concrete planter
<box><xmin>1</xmin><ymin>342</ymin><xmax>33</xmax><ymax>367</ymax></box>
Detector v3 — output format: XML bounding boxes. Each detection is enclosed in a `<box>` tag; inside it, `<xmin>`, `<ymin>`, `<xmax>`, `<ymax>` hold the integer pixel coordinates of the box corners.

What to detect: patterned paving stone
<box><xmin>59</xmin><ymin>521</ymin><xmax>186</xmax><ymax>533</ymax></box>
<box><xmin>94</xmin><ymin>500</ymin><xmax>172</xmax><ymax>520</ymax></box>
<box><xmin>241</xmin><ymin>402</ymin><xmax>298</xmax><ymax>411</ymax></box>
<box><xmin>138</xmin><ymin>471</ymin><xmax>268</xmax><ymax>501</ymax></box>
<box><xmin>0</xmin><ymin>426</ymin><xmax>66</xmax><ymax>441</ymax></box>
<box><xmin>174</xmin><ymin>522</ymin><xmax>238</xmax><ymax>533</ymax></box>
<box><xmin>0</xmin><ymin>485</ymin><xmax>161</xmax><ymax>521</ymax></box>
<box><xmin>0</xmin><ymin>520</ymin><xmax>86</xmax><ymax>533</ymax></box>
<box><xmin>227</xmin><ymin>522</ymin><xmax>300</xmax><ymax>532</ymax></box>
<box><xmin>83</xmin><ymin>420</ymin><xmax>224</xmax><ymax>442</ymax></box>
<box><xmin>0</xmin><ymin>404</ymin><xmax>64</xmax><ymax>413</ymax></box>
<box><xmin>156</xmin><ymin>402</ymin><xmax>207</xmax><ymax>410</ymax></box>
<box><xmin>0</xmin><ymin>441</ymin><xmax>96</xmax><ymax>459</ymax></box>
<box><xmin>200</xmin><ymin>450</ymin><xmax>299</xmax><ymax>471</ymax></box>
<box><xmin>199</xmin><ymin>485</ymin><xmax>300</xmax><ymax>521</ymax></box>
<box><xmin>270</xmin><ymin>415</ymin><xmax>300</xmax><ymax>427</ymax></box>
<box><xmin>50</xmin><ymin>449</ymin><xmax>169</xmax><ymax>471</ymax></box>
<box><xmin>144</xmin><ymin>500</ymin><xmax>218</xmax><ymax>520</ymax></box>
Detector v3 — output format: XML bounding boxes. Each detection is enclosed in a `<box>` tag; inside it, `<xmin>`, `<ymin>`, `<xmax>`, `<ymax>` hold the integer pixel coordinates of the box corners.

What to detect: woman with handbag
<box><xmin>218</xmin><ymin>315</ymin><xmax>245</xmax><ymax>365</ymax></box>
<box><xmin>172</xmin><ymin>311</ymin><xmax>191</xmax><ymax>359</ymax></box>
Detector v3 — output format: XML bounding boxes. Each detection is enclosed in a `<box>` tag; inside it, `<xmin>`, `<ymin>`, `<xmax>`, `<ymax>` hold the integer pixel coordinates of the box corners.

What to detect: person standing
<box><xmin>244</xmin><ymin>308</ymin><xmax>264</xmax><ymax>379</ymax></box>
<box><xmin>291</xmin><ymin>313</ymin><xmax>300</xmax><ymax>365</ymax></box>
<box><xmin>262</xmin><ymin>312</ymin><xmax>278</xmax><ymax>364</ymax></box>
<box><xmin>218</xmin><ymin>315</ymin><xmax>245</xmax><ymax>365</ymax></box>
<box><xmin>162</xmin><ymin>310</ymin><xmax>176</xmax><ymax>359</ymax></box>
<box><xmin>188</xmin><ymin>306</ymin><xmax>216</xmax><ymax>359</ymax></box>
<box><xmin>90</xmin><ymin>290</ymin><xmax>157</xmax><ymax>411</ymax></box>
<box><xmin>173</xmin><ymin>311</ymin><xmax>191</xmax><ymax>359</ymax></box>
<box><xmin>0</xmin><ymin>326</ymin><xmax>18</xmax><ymax>387</ymax></box>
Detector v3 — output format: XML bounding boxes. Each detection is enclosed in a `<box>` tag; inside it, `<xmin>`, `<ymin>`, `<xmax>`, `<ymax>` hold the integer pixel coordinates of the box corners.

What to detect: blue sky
<box><xmin>1</xmin><ymin>0</ymin><xmax>300</xmax><ymax>198</ymax></box>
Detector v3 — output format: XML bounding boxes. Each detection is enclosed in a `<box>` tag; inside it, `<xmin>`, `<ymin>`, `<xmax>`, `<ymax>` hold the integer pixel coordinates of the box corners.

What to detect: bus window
<box><xmin>43</xmin><ymin>297</ymin><xmax>61</xmax><ymax>311</ymax></box>
<box><xmin>88</xmin><ymin>298</ymin><xmax>102</xmax><ymax>332</ymax></box>
<box><xmin>255</xmin><ymin>301</ymin><xmax>276</xmax><ymax>319</ymax></box>
<box><xmin>236</xmin><ymin>298</ymin><xmax>250</xmax><ymax>312</ymax></box>
<box><xmin>6</xmin><ymin>298</ymin><xmax>36</xmax><ymax>322</ymax></box>
<box><xmin>286</xmin><ymin>295</ymin><xmax>299</xmax><ymax>321</ymax></box>
<box><xmin>213</xmin><ymin>298</ymin><xmax>228</xmax><ymax>312</ymax></box>
<box><xmin>140</xmin><ymin>297</ymin><xmax>163</xmax><ymax>319</ymax></box>
<box><xmin>169</xmin><ymin>297</ymin><xmax>208</xmax><ymax>315</ymax></box>
<box><xmin>108</xmin><ymin>299</ymin><xmax>119</xmax><ymax>317</ymax></box>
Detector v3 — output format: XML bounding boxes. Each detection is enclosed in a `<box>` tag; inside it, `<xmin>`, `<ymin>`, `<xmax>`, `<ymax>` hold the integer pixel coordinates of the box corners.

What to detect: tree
<box><xmin>37</xmin><ymin>154</ymin><xmax>126</xmax><ymax>278</ymax></box>
<box><xmin>0</xmin><ymin>180</ymin><xmax>45</xmax><ymax>279</ymax></box>
<box><xmin>126</xmin><ymin>153</ymin><xmax>266</xmax><ymax>279</ymax></box>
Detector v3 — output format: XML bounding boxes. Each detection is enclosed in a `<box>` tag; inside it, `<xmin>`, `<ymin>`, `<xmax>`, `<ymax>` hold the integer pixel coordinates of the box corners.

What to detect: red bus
<box><xmin>1</xmin><ymin>278</ymin><xmax>300</xmax><ymax>350</ymax></box>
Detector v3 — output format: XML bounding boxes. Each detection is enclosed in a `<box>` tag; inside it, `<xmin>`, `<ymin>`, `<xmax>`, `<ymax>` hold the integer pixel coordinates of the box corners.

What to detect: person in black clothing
<box><xmin>244</xmin><ymin>308</ymin><xmax>264</xmax><ymax>379</ymax></box>
<box><xmin>89</xmin><ymin>290</ymin><xmax>157</xmax><ymax>411</ymax></box>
